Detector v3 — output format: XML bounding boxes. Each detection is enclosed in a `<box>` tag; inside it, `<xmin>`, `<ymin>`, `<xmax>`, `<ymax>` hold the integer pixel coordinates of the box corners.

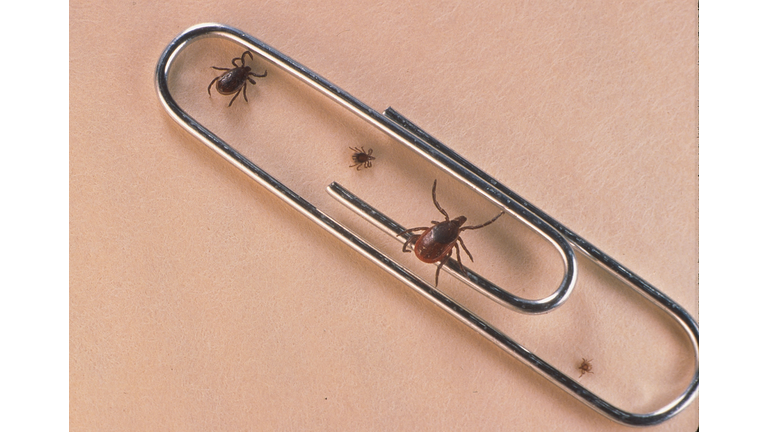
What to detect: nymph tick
<box><xmin>349</xmin><ymin>146</ymin><xmax>376</xmax><ymax>170</ymax></box>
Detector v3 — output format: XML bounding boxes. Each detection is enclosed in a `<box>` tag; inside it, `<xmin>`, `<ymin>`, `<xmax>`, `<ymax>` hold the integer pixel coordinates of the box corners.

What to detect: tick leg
<box><xmin>212</xmin><ymin>66</ymin><xmax>231</xmax><ymax>71</ymax></box>
<box><xmin>250</xmin><ymin>69</ymin><xmax>268</xmax><ymax>78</ymax></box>
<box><xmin>434</xmin><ymin>249</ymin><xmax>452</xmax><ymax>286</ymax></box>
<box><xmin>453</xmin><ymin>243</ymin><xmax>468</xmax><ymax>276</ymax></box>
<box><xmin>398</xmin><ymin>227</ymin><xmax>429</xmax><ymax>237</ymax></box>
<box><xmin>233</xmin><ymin>52</ymin><xmax>250</xmax><ymax>68</ymax></box>
<box><xmin>461</xmin><ymin>211</ymin><xmax>504</xmax><ymax>231</ymax></box>
<box><xmin>434</xmin><ymin>260</ymin><xmax>444</xmax><ymax>285</ymax></box>
<box><xmin>399</xmin><ymin>227</ymin><xmax>427</xmax><ymax>252</ymax></box>
<box><xmin>228</xmin><ymin>88</ymin><xmax>243</xmax><ymax>107</ymax></box>
<box><xmin>242</xmin><ymin>82</ymin><xmax>249</xmax><ymax>102</ymax></box>
<box><xmin>456</xmin><ymin>236</ymin><xmax>474</xmax><ymax>262</ymax></box>
<box><xmin>431</xmin><ymin>180</ymin><xmax>451</xmax><ymax>221</ymax></box>
<box><xmin>402</xmin><ymin>235</ymin><xmax>418</xmax><ymax>253</ymax></box>
<box><xmin>207</xmin><ymin>77</ymin><xmax>219</xmax><ymax>96</ymax></box>
<box><xmin>398</xmin><ymin>227</ymin><xmax>428</xmax><ymax>252</ymax></box>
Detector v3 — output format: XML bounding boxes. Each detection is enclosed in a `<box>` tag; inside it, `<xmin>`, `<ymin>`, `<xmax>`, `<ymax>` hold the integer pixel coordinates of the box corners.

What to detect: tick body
<box><xmin>578</xmin><ymin>358</ymin><xmax>594</xmax><ymax>378</ymax></box>
<box><xmin>398</xmin><ymin>180</ymin><xmax>503</xmax><ymax>286</ymax></box>
<box><xmin>349</xmin><ymin>146</ymin><xmax>376</xmax><ymax>170</ymax></box>
<box><xmin>207</xmin><ymin>51</ymin><xmax>267</xmax><ymax>107</ymax></box>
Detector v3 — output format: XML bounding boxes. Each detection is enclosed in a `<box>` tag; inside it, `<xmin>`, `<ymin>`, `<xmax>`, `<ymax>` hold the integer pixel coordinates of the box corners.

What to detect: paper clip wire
<box><xmin>155</xmin><ymin>23</ymin><xmax>698</xmax><ymax>427</ymax></box>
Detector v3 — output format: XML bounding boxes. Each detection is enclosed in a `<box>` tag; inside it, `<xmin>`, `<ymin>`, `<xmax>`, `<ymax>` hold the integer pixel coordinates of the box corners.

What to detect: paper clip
<box><xmin>155</xmin><ymin>23</ymin><xmax>698</xmax><ymax>427</ymax></box>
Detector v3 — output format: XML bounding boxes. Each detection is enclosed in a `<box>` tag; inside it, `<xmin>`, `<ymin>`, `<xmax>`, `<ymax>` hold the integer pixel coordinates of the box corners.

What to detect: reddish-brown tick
<box><xmin>578</xmin><ymin>358</ymin><xmax>594</xmax><ymax>378</ymax></box>
<box><xmin>207</xmin><ymin>51</ymin><xmax>267</xmax><ymax>107</ymax></box>
<box><xmin>399</xmin><ymin>180</ymin><xmax>503</xmax><ymax>286</ymax></box>
<box><xmin>349</xmin><ymin>146</ymin><xmax>376</xmax><ymax>170</ymax></box>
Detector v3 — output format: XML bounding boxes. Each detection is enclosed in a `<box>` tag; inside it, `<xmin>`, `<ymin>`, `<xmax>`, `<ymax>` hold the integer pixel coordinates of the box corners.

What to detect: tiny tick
<box><xmin>207</xmin><ymin>50</ymin><xmax>267</xmax><ymax>107</ymax></box>
<box><xmin>398</xmin><ymin>180</ymin><xmax>503</xmax><ymax>286</ymax></box>
<box><xmin>578</xmin><ymin>358</ymin><xmax>593</xmax><ymax>378</ymax></box>
<box><xmin>349</xmin><ymin>146</ymin><xmax>376</xmax><ymax>170</ymax></box>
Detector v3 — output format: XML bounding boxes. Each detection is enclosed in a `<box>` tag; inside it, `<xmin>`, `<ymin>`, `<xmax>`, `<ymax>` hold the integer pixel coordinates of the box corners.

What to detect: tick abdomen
<box><xmin>414</xmin><ymin>221</ymin><xmax>462</xmax><ymax>262</ymax></box>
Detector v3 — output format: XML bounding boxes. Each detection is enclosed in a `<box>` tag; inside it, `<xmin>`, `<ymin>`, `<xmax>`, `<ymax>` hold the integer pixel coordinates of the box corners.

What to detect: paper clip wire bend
<box><xmin>155</xmin><ymin>23</ymin><xmax>698</xmax><ymax>427</ymax></box>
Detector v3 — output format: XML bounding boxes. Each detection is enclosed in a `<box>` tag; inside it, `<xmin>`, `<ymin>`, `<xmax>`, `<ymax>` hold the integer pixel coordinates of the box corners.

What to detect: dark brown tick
<box><xmin>578</xmin><ymin>358</ymin><xmax>594</xmax><ymax>378</ymax></box>
<box><xmin>207</xmin><ymin>51</ymin><xmax>267</xmax><ymax>107</ymax></box>
<box><xmin>398</xmin><ymin>180</ymin><xmax>504</xmax><ymax>286</ymax></box>
<box><xmin>349</xmin><ymin>146</ymin><xmax>376</xmax><ymax>170</ymax></box>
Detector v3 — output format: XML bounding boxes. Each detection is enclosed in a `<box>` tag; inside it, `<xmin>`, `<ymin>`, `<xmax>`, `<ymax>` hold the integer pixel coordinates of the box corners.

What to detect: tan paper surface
<box><xmin>71</xmin><ymin>2</ymin><xmax>698</xmax><ymax>430</ymax></box>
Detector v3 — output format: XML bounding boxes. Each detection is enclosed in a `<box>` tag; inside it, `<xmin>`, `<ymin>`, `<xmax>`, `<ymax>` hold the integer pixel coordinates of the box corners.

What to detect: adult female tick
<box><xmin>349</xmin><ymin>146</ymin><xmax>376</xmax><ymax>170</ymax></box>
<box><xmin>399</xmin><ymin>180</ymin><xmax>504</xmax><ymax>286</ymax></box>
<box><xmin>207</xmin><ymin>50</ymin><xmax>267</xmax><ymax>107</ymax></box>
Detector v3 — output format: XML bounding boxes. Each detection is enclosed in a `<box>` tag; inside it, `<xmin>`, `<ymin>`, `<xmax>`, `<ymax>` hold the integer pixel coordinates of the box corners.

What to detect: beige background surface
<box><xmin>71</xmin><ymin>1</ymin><xmax>698</xmax><ymax>431</ymax></box>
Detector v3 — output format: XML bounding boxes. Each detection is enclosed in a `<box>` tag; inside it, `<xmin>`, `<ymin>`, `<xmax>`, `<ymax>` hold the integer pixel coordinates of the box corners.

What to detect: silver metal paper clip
<box><xmin>155</xmin><ymin>23</ymin><xmax>698</xmax><ymax>427</ymax></box>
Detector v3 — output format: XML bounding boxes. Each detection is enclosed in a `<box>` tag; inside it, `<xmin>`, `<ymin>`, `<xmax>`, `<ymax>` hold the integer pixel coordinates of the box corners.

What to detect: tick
<box><xmin>349</xmin><ymin>146</ymin><xmax>376</xmax><ymax>170</ymax></box>
<box><xmin>398</xmin><ymin>180</ymin><xmax>504</xmax><ymax>286</ymax></box>
<box><xmin>578</xmin><ymin>358</ymin><xmax>594</xmax><ymax>378</ymax></box>
<box><xmin>207</xmin><ymin>50</ymin><xmax>267</xmax><ymax>107</ymax></box>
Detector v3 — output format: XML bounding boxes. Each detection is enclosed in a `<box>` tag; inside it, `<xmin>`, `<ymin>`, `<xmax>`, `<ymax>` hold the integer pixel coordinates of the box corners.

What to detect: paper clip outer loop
<box><xmin>155</xmin><ymin>23</ymin><xmax>698</xmax><ymax>426</ymax></box>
